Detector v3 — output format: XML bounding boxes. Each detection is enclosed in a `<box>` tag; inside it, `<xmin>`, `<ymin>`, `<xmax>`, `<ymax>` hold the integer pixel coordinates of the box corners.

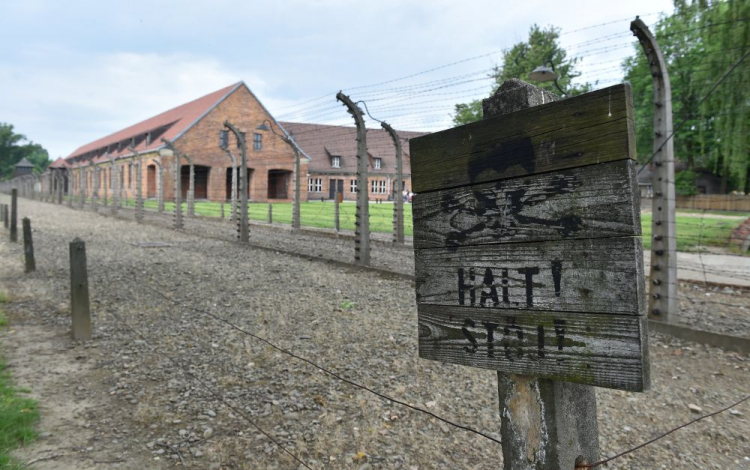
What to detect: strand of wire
<box><xmin>128</xmin><ymin>277</ymin><xmax>505</xmax><ymax>447</ymax></box>
<box><xmin>104</xmin><ymin>307</ymin><xmax>313</xmax><ymax>469</ymax></box>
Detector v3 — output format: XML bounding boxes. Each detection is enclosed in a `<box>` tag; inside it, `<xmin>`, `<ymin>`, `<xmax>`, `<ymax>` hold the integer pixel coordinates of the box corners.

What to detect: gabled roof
<box><xmin>279</xmin><ymin>122</ymin><xmax>426</xmax><ymax>174</ymax></box>
<box><xmin>66</xmin><ymin>82</ymin><xmax>243</xmax><ymax>161</ymax></box>
<box><xmin>48</xmin><ymin>157</ymin><xmax>69</xmax><ymax>169</ymax></box>
<box><xmin>15</xmin><ymin>157</ymin><xmax>34</xmax><ymax>167</ymax></box>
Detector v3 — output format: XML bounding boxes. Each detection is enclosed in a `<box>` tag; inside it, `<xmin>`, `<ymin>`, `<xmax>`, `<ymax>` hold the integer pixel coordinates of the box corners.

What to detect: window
<box><xmin>253</xmin><ymin>133</ymin><xmax>262</xmax><ymax>150</ymax></box>
<box><xmin>378</xmin><ymin>180</ymin><xmax>387</xmax><ymax>194</ymax></box>
<box><xmin>350</xmin><ymin>179</ymin><xmax>357</xmax><ymax>193</ymax></box>
<box><xmin>308</xmin><ymin>178</ymin><xmax>322</xmax><ymax>192</ymax></box>
<box><xmin>374</xmin><ymin>158</ymin><xmax>382</xmax><ymax>170</ymax></box>
<box><xmin>371</xmin><ymin>180</ymin><xmax>378</xmax><ymax>194</ymax></box>
<box><xmin>331</xmin><ymin>156</ymin><xmax>340</xmax><ymax>168</ymax></box>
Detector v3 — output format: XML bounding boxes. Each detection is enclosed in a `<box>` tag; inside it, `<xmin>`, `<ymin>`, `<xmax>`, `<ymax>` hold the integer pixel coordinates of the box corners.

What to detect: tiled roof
<box><xmin>48</xmin><ymin>157</ymin><xmax>69</xmax><ymax>168</ymax></box>
<box><xmin>279</xmin><ymin>122</ymin><xmax>427</xmax><ymax>174</ymax></box>
<box><xmin>66</xmin><ymin>82</ymin><xmax>243</xmax><ymax>162</ymax></box>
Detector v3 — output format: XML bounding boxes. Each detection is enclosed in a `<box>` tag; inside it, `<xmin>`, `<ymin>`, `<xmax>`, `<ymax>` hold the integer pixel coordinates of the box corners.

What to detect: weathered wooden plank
<box><xmin>418</xmin><ymin>304</ymin><xmax>648</xmax><ymax>391</ymax></box>
<box><xmin>409</xmin><ymin>84</ymin><xmax>634</xmax><ymax>193</ymax></box>
<box><xmin>413</xmin><ymin>159</ymin><xmax>641</xmax><ymax>249</ymax></box>
<box><xmin>415</xmin><ymin>237</ymin><xmax>645</xmax><ymax>315</ymax></box>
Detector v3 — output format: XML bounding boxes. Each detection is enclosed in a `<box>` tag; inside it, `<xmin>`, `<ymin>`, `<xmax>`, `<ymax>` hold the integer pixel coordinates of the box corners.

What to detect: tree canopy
<box><xmin>0</xmin><ymin>123</ymin><xmax>51</xmax><ymax>180</ymax></box>
<box><xmin>452</xmin><ymin>25</ymin><xmax>592</xmax><ymax>126</ymax></box>
<box><xmin>623</xmin><ymin>0</ymin><xmax>749</xmax><ymax>192</ymax></box>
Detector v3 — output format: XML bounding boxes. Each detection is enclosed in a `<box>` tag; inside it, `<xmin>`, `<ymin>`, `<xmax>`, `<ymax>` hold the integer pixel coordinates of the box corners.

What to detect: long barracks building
<box><xmin>57</xmin><ymin>82</ymin><xmax>425</xmax><ymax>203</ymax></box>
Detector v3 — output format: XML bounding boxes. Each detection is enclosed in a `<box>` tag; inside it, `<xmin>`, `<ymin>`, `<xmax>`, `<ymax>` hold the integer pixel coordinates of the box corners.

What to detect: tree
<box><xmin>623</xmin><ymin>0</ymin><xmax>750</xmax><ymax>192</ymax></box>
<box><xmin>452</xmin><ymin>25</ymin><xmax>592</xmax><ymax>126</ymax></box>
<box><xmin>0</xmin><ymin>123</ymin><xmax>51</xmax><ymax>179</ymax></box>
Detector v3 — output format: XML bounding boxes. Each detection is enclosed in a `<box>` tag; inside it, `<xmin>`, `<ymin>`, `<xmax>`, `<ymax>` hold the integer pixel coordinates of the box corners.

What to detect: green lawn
<box><xmin>128</xmin><ymin>200</ymin><xmax>416</xmax><ymax>235</ymax></box>
<box><xmin>641</xmin><ymin>212</ymin><xmax>744</xmax><ymax>252</ymax></box>
<box><xmin>121</xmin><ymin>199</ymin><xmax>748</xmax><ymax>253</ymax></box>
<box><xmin>0</xmin><ymin>293</ymin><xmax>39</xmax><ymax>469</ymax></box>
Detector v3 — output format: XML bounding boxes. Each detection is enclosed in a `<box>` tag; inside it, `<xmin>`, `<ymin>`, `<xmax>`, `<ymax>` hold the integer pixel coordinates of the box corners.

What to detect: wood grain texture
<box><xmin>415</xmin><ymin>237</ymin><xmax>645</xmax><ymax>315</ymax></box>
<box><xmin>413</xmin><ymin>159</ymin><xmax>641</xmax><ymax>249</ymax></box>
<box><xmin>409</xmin><ymin>84</ymin><xmax>634</xmax><ymax>193</ymax></box>
<box><xmin>418</xmin><ymin>304</ymin><xmax>647</xmax><ymax>391</ymax></box>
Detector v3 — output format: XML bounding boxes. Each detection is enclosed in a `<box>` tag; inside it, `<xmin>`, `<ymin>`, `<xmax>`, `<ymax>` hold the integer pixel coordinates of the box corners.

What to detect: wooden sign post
<box><xmin>410</xmin><ymin>79</ymin><xmax>648</xmax><ymax>469</ymax></box>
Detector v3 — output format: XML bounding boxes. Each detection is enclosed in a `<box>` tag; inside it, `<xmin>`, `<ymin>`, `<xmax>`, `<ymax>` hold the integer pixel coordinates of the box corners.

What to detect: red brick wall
<box><xmin>79</xmin><ymin>85</ymin><xmax>308</xmax><ymax>204</ymax></box>
<box><xmin>305</xmin><ymin>174</ymin><xmax>412</xmax><ymax>202</ymax></box>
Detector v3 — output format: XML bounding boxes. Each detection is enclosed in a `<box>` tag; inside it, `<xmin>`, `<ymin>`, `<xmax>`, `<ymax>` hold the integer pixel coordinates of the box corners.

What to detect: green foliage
<box><xmin>452</xmin><ymin>100</ymin><xmax>483</xmax><ymax>126</ymax></box>
<box><xmin>453</xmin><ymin>25</ymin><xmax>592</xmax><ymax>126</ymax></box>
<box><xmin>675</xmin><ymin>169</ymin><xmax>698</xmax><ymax>195</ymax></box>
<box><xmin>623</xmin><ymin>0</ymin><xmax>750</xmax><ymax>192</ymax></box>
<box><xmin>0</xmin><ymin>123</ymin><xmax>51</xmax><ymax>180</ymax></box>
<box><xmin>340</xmin><ymin>299</ymin><xmax>355</xmax><ymax>310</ymax></box>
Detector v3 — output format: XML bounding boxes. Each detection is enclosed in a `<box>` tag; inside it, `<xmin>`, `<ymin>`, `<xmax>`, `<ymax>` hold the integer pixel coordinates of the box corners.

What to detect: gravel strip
<box><xmin>1</xmin><ymin>196</ymin><xmax>748</xmax><ymax>469</ymax></box>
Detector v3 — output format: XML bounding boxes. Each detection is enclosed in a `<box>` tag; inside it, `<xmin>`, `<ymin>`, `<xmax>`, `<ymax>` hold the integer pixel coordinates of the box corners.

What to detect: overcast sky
<box><xmin>0</xmin><ymin>0</ymin><xmax>674</xmax><ymax>158</ymax></box>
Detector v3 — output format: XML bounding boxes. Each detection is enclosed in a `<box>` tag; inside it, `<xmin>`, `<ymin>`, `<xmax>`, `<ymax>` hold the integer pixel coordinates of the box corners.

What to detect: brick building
<box><xmin>281</xmin><ymin>122</ymin><xmax>425</xmax><ymax>202</ymax></box>
<box><xmin>64</xmin><ymin>82</ymin><xmax>308</xmax><ymax>203</ymax></box>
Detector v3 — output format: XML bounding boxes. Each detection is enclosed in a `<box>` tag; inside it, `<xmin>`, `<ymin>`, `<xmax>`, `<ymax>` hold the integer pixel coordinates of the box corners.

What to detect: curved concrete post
<box><xmin>382</xmin><ymin>121</ymin><xmax>404</xmax><ymax>244</ymax></box>
<box><xmin>223</xmin><ymin>149</ymin><xmax>238</xmax><ymax>223</ymax></box>
<box><xmin>154</xmin><ymin>157</ymin><xmax>164</xmax><ymax>213</ymax></box>
<box><xmin>631</xmin><ymin>18</ymin><xmax>677</xmax><ymax>322</ymax></box>
<box><xmin>336</xmin><ymin>92</ymin><xmax>370</xmax><ymax>265</ymax></box>
<box><xmin>109</xmin><ymin>157</ymin><xmax>118</xmax><ymax>215</ymax></box>
<box><xmin>183</xmin><ymin>153</ymin><xmax>195</xmax><ymax>217</ymax></box>
<box><xmin>78</xmin><ymin>165</ymin><xmax>85</xmax><ymax>208</ymax></box>
<box><xmin>224</xmin><ymin>121</ymin><xmax>248</xmax><ymax>242</ymax></box>
<box><xmin>128</xmin><ymin>146</ymin><xmax>144</xmax><ymax>223</ymax></box>
<box><xmin>56</xmin><ymin>171</ymin><xmax>63</xmax><ymax>204</ymax></box>
<box><xmin>92</xmin><ymin>162</ymin><xmax>100</xmax><ymax>212</ymax></box>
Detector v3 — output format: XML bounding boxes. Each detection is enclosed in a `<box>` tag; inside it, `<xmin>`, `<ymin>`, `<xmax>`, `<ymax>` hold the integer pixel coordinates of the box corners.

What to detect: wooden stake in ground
<box><xmin>22</xmin><ymin>217</ymin><xmax>35</xmax><ymax>273</ymax></box>
<box><xmin>410</xmin><ymin>79</ymin><xmax>649</xmax><ymax>469</ymax></box>
<box><xmin>10</xmin><ymin>189</ymin><xmax>18</xmax><ymax>242</ymax></box>
<box><xmin>69</xmin><ymin>238</ymin><xmax>92</xmax><ymax>341</ymax></box>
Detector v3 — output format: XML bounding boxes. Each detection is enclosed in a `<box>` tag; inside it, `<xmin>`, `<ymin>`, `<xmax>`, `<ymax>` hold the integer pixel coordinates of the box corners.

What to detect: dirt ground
<box><xmin>1</xmin><ymin>196</ymin><xmax>749</xmax><ymax>470</ymax></box>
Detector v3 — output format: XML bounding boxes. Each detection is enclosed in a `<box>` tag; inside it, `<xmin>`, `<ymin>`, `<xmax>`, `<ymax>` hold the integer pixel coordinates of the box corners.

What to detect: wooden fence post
<box><xmin>69</xmin><ymin>238</ymin><xmax>92</xmax><ymax>341</ymax></box>
<box><xmin>410</xmin><ymin>79</ymin><xmax>649</xmax><ymax>469</ymax></box>
<box><xmin>10</xmin><ymin>189</ymin><xmax>18</xmax><ymax>242</ymax></box>
<box><xmin>22</xmin><ymin>217</ymin><xmax>35</xmax><ymax>273</ymax></box>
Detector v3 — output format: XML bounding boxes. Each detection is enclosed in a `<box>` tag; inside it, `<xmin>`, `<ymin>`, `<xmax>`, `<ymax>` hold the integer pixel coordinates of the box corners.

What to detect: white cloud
<box><xmin>0</xmin><ymin>47</ymin><xmax>266</xmax><ymax>157</ymax></box>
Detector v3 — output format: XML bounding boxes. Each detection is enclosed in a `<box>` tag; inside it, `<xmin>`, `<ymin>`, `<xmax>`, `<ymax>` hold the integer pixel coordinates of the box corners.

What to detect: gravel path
<box><xmin>1</xmin><ymin>196</ymin><xmax>748</xmax><ymax>470</ymax></box>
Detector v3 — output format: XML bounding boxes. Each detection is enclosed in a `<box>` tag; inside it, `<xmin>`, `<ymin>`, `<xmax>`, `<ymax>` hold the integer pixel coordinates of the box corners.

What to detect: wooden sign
<box><xmin>409</xmin><ymin>84</ymin><xmax>649</xmax><ymax>392</ymax></box>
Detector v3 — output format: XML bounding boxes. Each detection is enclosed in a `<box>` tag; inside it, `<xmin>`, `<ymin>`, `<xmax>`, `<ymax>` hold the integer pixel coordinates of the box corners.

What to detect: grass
<box><xmin>641</xmin><ymin>212</ymin><xmax>744</xmax><ymax>252</ymax></box>
<box><xmin>0</xmin><ymin>293</ymin><xmax>39</xmax><ymax>469</ymax></box>
<box><xmin>125</xmin><ymin>199</ymin><xmax>416</xmax><ymax>235</ymax></box>
<box><xmin>119</xmin><ymin>198</ymin><xmax>748</xmax><ymax>254</ymax></box>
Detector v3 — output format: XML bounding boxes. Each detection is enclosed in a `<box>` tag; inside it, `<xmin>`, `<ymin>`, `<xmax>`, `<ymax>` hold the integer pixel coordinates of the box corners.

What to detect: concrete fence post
<box><xmin>220</xmin><ymin>202</ymin><xmax>225</xmax><ymax>219</ymax></box>
<box><xmin>109</xmin><ymin>158</ymin><xmax>118</xmax><ymax>215</ymax></box>
<box><xmin>336</xmin><ymin>92</ymin><xmax>370</xmax><ymax>265</ymax></box>
<box><xmin>334</xmin><ymin>188</ymin><xmax>340</xmax><ymax>233</ymax></box>
<box><xmin>69</xmin><ymin>238</ymin><xmax>92</xmax><ymax>341</ymax></box>
<box><xmin>10</xmin><ymin>189</ymin><xmax>18</xmax><ymax>242</ymax></box>
<box><xmin>3</xmin><ymin>204</ymin><xmax>8</xmax><ymax>229</ymax></box>
<box><xmin>22</xmin><ymin>217</ymin><xmax>35</xmax><ymax>273</ymax></box>
<box><xmin>67</xmin><ymin>168</ymin><xmax>74</xmax><ymax>208</ymax></box>
<box><xmin>268</xmin><ymin>203</ymin><xmax>272</xmax><ymax>224</ymax></box>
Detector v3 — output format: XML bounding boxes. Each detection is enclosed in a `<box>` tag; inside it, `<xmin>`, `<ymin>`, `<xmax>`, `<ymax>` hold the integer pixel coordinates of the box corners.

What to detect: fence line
<box><xmin>642</xmin><ymin>194</ymin><xmax>750</xmax><ymax>212</ymax></box>
<box><xmin>1</xmin><ymin>190</ymin><xmax>749</xmax><ymax>469</ymax></box>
